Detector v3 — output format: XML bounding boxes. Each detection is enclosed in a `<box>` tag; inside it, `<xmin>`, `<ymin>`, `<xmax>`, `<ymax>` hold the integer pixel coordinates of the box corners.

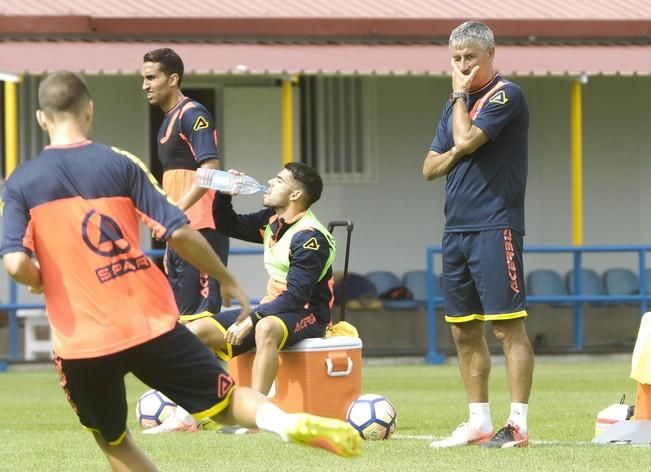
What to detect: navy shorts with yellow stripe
<box><xmin>442</xmin><ymin>228</ymin><xmax>527</xmax><ymax>323</ymax></box>
<box><xmin>206</xmin><ymin>307</ymin><xmax>328</xmax><ymax>361</ymax></box>
<box><xmin>55</xmin><ymin>323</ymin><xmax>235</xmax><ymax>444</ymax></box>
<box><xmin>166</xmin><ymin>227</ymin><xmax>229</xmax><ymax>314</ymax></box>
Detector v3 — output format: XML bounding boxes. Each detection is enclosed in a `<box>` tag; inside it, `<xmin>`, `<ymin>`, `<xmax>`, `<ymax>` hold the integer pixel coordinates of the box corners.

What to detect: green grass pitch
<box><xmin>0</xmin><ymin>359</ymin><xmax>648</xmax><ymax>471</ymax></box>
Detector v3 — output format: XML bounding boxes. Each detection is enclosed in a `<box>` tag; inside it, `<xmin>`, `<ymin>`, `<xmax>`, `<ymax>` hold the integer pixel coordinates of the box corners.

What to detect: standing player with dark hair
<box><xmin>0</xmin><ymin>70</ymin><xmax>361</xmax><ymax>471</ymax></box>
<box><xmin>423</xmin><ymin>21</ymin><xmax>534</xmax><ymax>449</ymax></box>
<box><xmin>142</xmin><ymin>47</ymin><xmax>229</xmax><ymax>315</ymax></box>
<box><xmin>184</xmin><ymin>163</ymin><xmax>336</xmax><ymax>399</ymax></box>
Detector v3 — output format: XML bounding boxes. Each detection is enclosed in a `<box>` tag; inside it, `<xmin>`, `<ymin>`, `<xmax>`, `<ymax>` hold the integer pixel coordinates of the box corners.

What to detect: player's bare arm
<box><xmin>176</xmin><ymin>158</ymin><xmax>220</xmax><ymax>212</ymax></box>
<box><xmin>3</xmin><ymin>252</ymin><xmax>43</xmax><ymax>294</ymax></box>
<box><xmin>423</xmin><ymin>147</ymin><xmax>463</xmax><ymax>180</ymax></box>
<box><xmin>168</xmin><ymin>224</ymin><xmax>250</xmax><ymax>316</ymax></box>
<box><xmin>451</xmin><ymin>102</ymin><xmax>489</xmax><ymax>156</ymax></box>
<box><xmin>450</xmin><ymin>58</ymin><xmax>490</xmax><ymax>155</ymax></box>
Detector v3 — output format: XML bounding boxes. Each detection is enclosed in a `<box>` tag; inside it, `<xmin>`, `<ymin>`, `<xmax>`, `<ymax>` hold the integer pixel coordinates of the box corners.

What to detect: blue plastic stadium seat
<box><xmin>565</xmin><ymin>268</ymin><xmax>607</xmax><ymax>306</ymax></box>
<box><xmin>365</xmin><ymin>270</ymin><xmax>418</xmax><ymax>310</ymax></box>
<box><xmin>565</xmin><ymin>268</ymin><xmax>605</xmax><ymax>294</ymax></box>
<box><xmin>403</xmin><ymin>270</ymin><xmax>428</xmax><ymax>304</ymax></box>
<box><xmin>365</xmin><ymin>271</ymin><xmax>401</xmax><ymax>297</ymax></box>
<box><xmin>527</xmin><ymin>269</ymin><xmax>566</xmax><ymax>296</ymax></box>
<box><xmin>382</xmin><ymin>298</ymin><xmax>421</xmax><ymax>310</ymax></box>
<box><xmin>565</xmin><ymin>269</ymin><xmax>606</xmax><ymax>295</ymax></box>
<box><xmin>526</xmin><ymin>269</ymin><xmax>570</xmax><ymax>307</ymax></box>
<box><xmin>381</xmin><ymin>270</ymin><xmax>427</xmax><ymax>310</ymax></box>
<box><xmin>604</xmin><ymin>268</ymin><xmax>639</xmax><ymax>295</ymax></box>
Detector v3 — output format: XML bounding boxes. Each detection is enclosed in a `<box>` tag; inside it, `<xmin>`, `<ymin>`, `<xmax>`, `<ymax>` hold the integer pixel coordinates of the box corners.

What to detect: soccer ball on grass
<box><xmin>136</xmin><ymin>389</ymin><xmax>178</xmax><ymax>429</ymax></box>
<box><xmin>346</xmin><ymin>393</ymin><xmax>397</xmax><ymax>440</ymax></box>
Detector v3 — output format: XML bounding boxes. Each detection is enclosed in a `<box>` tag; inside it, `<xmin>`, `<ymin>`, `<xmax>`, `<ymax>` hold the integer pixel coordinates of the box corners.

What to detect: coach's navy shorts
<box><xmin>442</xmin><ymin>228</ymin><xmax>527</xmax><ymax>323</ymax></box>
<box><xmin>202</xmin><ymin>307</ymin><xmax>328</xmax><ymax>361</ymax></box>
<box><xmin>55</xmin><ymin>323</ymin><xmax>235</xmax><ymax>445</ymax></box>
<box><xmin>167</xmin><ymin>228</ymin><xmax>229</xmax><ymax>314</ymax></box>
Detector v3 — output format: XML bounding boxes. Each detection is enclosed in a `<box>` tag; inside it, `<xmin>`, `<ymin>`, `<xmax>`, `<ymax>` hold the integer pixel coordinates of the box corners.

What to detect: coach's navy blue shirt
<box><xmin>430</xmin><ymin>74</ymin><xmax>529</xmax><ymax>234</ymax></box>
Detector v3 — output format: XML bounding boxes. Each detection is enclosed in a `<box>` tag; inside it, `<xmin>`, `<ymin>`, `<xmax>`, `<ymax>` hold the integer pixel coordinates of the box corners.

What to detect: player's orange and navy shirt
<box><xmin>0</xmin><ymin>141</ymin><xmax>188</xmax><ymax>359</ymax></box>
<box><xmin>158</xmin><ymin>97</ymin><xmax>219</xmax><ymax>230</ymax></box>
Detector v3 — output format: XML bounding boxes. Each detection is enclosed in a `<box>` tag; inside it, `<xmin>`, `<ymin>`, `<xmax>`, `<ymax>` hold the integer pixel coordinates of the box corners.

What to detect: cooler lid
<box><xmin>285</xmin><ymin>336</ymin><xmax>363</xmax><ymax>352</ymax></box>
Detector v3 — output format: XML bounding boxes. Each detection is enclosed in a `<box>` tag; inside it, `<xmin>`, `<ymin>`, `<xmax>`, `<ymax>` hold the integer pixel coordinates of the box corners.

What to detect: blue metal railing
<box><xmin>425</xmin><ymin>245</ymin><xmax>651</xmax><ymax>364</ymax></box>
<box><xmin>0</xmin><ymin>247</ymin><xmax>263</xmax><ymax>362</ymax></box>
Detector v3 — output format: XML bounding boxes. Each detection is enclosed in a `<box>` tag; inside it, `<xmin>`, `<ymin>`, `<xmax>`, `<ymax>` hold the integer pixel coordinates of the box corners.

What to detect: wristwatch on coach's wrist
<box><xmin>450</xmin><ymin>91</ymin><xmax>469</xmax><ymax>106</ymax></box>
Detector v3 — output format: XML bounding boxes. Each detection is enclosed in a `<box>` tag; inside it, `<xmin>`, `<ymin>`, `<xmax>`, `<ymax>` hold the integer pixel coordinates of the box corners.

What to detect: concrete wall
<box><xmin>86</xmin><ymin>75</ymin><xmax>149</xmax><ymax>162</ymax></box>
<box><xmin>220</xmin><ymin>85</ymin><xmax>285</xmax><ymax>297</ymax></box>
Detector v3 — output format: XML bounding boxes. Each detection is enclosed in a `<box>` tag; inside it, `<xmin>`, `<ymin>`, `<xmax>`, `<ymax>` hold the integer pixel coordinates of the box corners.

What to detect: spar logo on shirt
<box><xmin>81</xmin><ymin>210</ymin><xmax>151</xmax><ymax>283</ymax></box>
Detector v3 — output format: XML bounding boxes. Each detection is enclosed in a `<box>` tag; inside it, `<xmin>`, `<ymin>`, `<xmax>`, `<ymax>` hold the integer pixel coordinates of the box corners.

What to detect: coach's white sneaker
<box><xmin>429</xmin><ymin>423</ymin><xmax>494</xmax><ymax>448</ymax></box>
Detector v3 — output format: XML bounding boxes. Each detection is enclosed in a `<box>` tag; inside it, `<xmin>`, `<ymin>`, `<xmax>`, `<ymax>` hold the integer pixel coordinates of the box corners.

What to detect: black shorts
<box><xmin>55</xmin><ymin>324</ymin><xmax>235</xmax><ymax>444</ymax></box>
<box><xmin>166</xmin><ymin>228</ymin><xmax>229</xmax><ymax>314</ymax></box>
<box><xmin>442</xmin><ymin>228</ymin><xmax>527</xmax><ymax>323</ymax></box>
<box><xmin>206</xmin><ymin>307</ymin><xmax>328</xmax><ymax>361</ymax></box>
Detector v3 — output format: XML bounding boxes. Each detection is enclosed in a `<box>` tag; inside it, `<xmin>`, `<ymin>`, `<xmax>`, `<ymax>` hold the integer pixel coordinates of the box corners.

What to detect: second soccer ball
<box><xmin>346</xmin><ymin>393</ymin><xmax>397</xmax><ymax>440</ymax></box>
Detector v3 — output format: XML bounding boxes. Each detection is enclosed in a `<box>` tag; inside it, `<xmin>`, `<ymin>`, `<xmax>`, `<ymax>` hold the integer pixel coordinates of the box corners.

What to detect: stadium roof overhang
<box><xmin>1</xmin><ymin>41</ymin><xmax>651</xmax><ymax>77</ymax></box>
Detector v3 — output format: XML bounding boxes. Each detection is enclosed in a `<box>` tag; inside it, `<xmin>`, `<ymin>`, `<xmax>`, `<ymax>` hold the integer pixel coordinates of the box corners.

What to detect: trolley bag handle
<box><xmin>327</xmin><ymin>220</ymin><xmax>354</xmax><ymax>322</ymax></box>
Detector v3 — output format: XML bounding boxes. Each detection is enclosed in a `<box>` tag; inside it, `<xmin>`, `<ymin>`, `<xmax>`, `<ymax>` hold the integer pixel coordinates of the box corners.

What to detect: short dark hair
<box><xmin>38</xmin><ymin>70</ymin><xmax>90</xmax><ymax>117</ymax></box>
<box><xmin>285</xmin><ymin>162</ymin><xmax>323</xmax><ymax>207</ymax></box>
<box><xmin>143</xmin><ymin>48</ymin><xmax>184</xmax><ymax>86</ymax></box>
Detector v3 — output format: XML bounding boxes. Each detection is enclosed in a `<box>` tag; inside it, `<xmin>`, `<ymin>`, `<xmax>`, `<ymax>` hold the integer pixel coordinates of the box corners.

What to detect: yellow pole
<box><xmin>4</xmin><ymin>80</ymin><xmax>19</xmax><ymax>178</ymax></box>
<box><xmin>570</xmin><ymin>79</ymin><xmax>584</xmax><ymax>246</ymax></box>
<box><xmin>281</xmin><ymin>77</ymin><xmax>295</xmax><ymax>165</ymax></box>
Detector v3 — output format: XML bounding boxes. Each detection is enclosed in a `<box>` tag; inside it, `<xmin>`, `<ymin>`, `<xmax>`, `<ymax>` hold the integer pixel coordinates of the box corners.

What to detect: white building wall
<box><xmin>220</xmin><ymin>85</ymin><xmax>285</xmax><ymax>299</ymax></box>
<box><xmin>86</xmin><ymin>75</ymin><xmax>149</xmax><ymax>162</ymax></box>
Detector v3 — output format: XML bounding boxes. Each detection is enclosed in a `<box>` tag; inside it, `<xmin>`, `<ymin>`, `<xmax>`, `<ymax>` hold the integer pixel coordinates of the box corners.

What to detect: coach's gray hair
<box><xmin>449</xmin><ymin>21</ymin><xmax>495</xmax><ymax>50</ymax></box>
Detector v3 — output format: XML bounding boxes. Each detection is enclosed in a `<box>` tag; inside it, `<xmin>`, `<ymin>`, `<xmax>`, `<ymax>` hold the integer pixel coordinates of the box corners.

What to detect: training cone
<box><xmin>631</xmin><ymin>312</ymin><xmax>651</xmax><ymax>420</ymax></box>
<box><xmin>635</xmin><ymin>384</ymin><xmax>651</xmax><ymax>421</ymax></box>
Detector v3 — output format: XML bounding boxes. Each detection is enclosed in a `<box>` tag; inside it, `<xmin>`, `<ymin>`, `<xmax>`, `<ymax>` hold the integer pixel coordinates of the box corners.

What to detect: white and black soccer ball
<box><xmin>136</xmin><ymin>389</ymin><xmax>177</xmax><ymax>430</ymax></box>
<box><xmin>346</xmin><ymin>393</ymin><xmax>397</xmax><ymax>440</ymax></box>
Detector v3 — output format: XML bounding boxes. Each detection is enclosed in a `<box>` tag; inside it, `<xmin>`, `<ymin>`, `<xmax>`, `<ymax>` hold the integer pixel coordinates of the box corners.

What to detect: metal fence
<box><xmin>425</xmin><ymin>245</ymin><xmax>651</xmax><ymax>364</ymax></box>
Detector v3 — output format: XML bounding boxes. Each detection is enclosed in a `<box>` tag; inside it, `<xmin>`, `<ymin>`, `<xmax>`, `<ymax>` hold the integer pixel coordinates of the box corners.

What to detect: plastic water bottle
<box><xmin>196</xmin><ymin>168</ymin><xmax>267</xmax><ymax>195</ymax></box>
